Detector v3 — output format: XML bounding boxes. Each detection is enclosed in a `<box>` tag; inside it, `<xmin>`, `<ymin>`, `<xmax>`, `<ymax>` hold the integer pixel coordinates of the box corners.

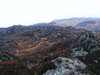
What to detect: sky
<box><xmin>0</xmin><ymin>0</ymin><xmax>100</xmax><ymax>27</ymax></box>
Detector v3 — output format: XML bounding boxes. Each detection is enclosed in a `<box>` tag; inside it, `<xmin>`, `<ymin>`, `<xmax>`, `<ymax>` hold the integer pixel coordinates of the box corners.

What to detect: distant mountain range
<box><xmin>0</xmin><ymin>18</ymin><xmax>100</xmax><ymax>35</ymax></box>
<box><xmin>50</xmin><ymin>18</ymin><xmax>100</xmax><ymax>31</ymax></box>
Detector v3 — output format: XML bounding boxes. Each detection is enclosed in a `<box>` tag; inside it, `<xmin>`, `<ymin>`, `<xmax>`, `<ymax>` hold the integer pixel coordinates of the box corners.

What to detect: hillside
<box><xmin>0</xmin><ymin>22</ymin><xmax>100</xmax><ymax>75</ymax></box>
<box><xmin>75</xmin><ymin>20</ymin><xmax>100</xmax><ymax>31</ymax></box>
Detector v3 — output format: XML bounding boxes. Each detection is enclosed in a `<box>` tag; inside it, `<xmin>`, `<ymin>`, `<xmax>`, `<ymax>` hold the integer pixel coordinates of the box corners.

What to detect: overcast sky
<box><xmin>0</xmin><ymin>0</ymin><xmax>100</xmax><ymax>27</ymax></box>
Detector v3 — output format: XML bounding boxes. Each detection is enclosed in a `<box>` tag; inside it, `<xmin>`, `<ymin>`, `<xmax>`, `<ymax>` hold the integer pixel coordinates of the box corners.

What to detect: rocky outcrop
<box><xmin>43</xmin><ymin>57</ymin><xmax>88</xmax><ymax>75</ymax></box>
<box><xmin>70</xmin><ymin>31</ymin><xmax>100</xmax><ymax>56</ymax></box>
<box><xmin>70</xmin><ymin>31</ymin><xmax>100</xmax><ymax>74</ymax></box>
